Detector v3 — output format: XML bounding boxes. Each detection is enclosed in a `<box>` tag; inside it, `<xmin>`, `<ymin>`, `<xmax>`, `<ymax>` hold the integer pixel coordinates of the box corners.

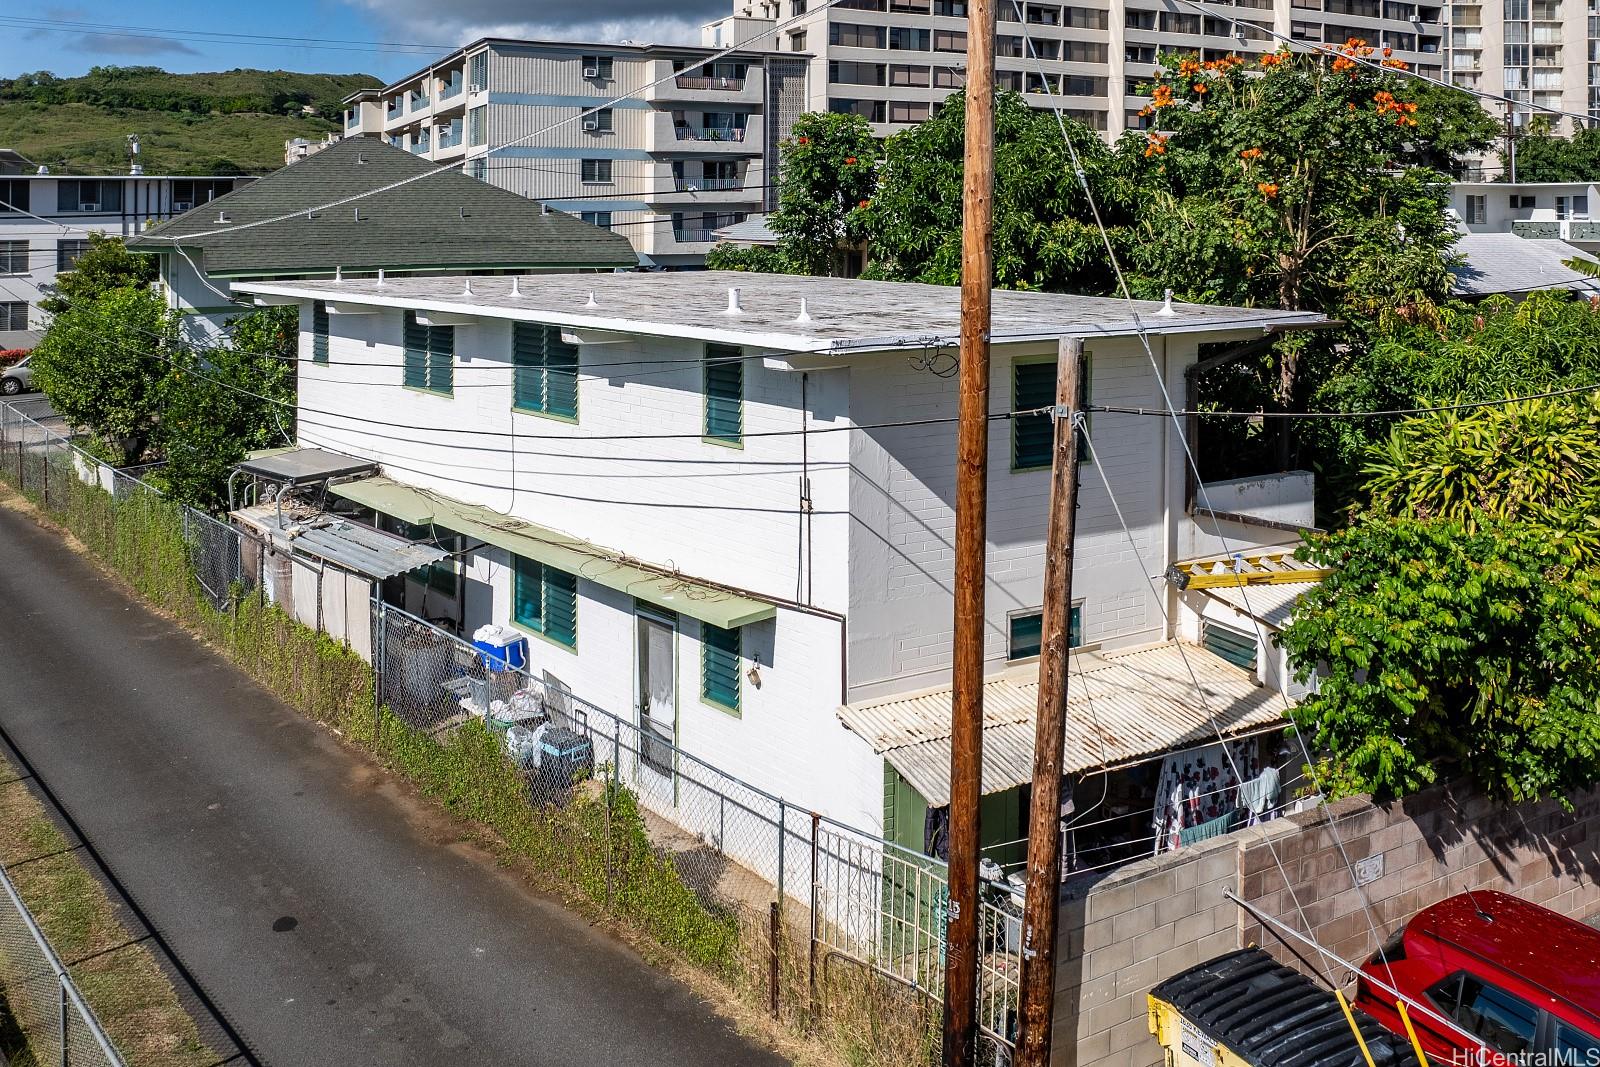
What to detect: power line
<box><xmin>131</xmin><ymin>0</ymin><xmax>850</xmax><ymax>246</ymax></box>
<box><xmin>1092</xmin><ymin>380</ymin><xmax>1600</xmax><ymax>419</ymax></box>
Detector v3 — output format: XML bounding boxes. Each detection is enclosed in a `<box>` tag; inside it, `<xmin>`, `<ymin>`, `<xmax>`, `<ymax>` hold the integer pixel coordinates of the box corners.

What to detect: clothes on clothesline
<box><xmin>1177</xmin><ymin>808</ymin><xmax>1240</xmax><ymax>847</ymax></box>
<box><xmin>1238</xmin><ymin>764</ymin><xmax>1282</xmax><ymax>825</ymax></box>
<box><xmin>1151</xmin><ymin>740</ymin><xmax>1260</xmax><ymax>854</ymax></box>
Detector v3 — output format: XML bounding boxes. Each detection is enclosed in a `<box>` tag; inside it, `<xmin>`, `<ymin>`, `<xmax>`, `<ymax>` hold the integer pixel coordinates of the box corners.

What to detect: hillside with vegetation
<box><xmin>0</xmin><ymin>66</ymin><xmax>380</xmax><ymax>175</ymax></box>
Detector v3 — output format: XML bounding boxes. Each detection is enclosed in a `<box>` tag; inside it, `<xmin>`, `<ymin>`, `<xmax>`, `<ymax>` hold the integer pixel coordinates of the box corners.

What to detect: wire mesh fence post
<box><xmin>59</xmin><ymin>976</ymin><xmax>68</xmax><ymax>1067</ymax></box>
<box><xmin>777</xmin><ymin>798</ymin><xmax>787</xmax><ymax>914</ymax></box>
<box><xmin>373</xmin><ymin>599</ymin><xmax>385</xmax><ymax>740</ymax></box>
<box><xmin>603</xmin><ymin>765</ymin><xmax>614</xmax><ymax>912</ymax></box>
<box><xmin>809</xmin><ymin>810</ymin><xmax>820</xmax><ymax>1018</ymax></box>
<box><xmin>769</xmin><ymin>900</ymin><xmax>781</xmax><ymax>1020</ymax></box>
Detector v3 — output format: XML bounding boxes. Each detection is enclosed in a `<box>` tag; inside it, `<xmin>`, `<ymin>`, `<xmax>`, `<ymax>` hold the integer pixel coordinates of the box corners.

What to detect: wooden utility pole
<box><xmin>944</xmin><ymin>0</ymin><xmax>996</xmax><ymax>1062</ymax></box>
<box><xmin>1014</xmin><ymin>338</ymin><xmax>1085</xmax><ymax>1067</ymax></box>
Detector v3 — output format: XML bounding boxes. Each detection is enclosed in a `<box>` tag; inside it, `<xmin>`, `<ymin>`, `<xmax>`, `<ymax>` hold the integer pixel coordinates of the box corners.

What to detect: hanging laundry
<box><xmin>1151</xmin><ymin>740</ymin><xmax>1259</xmax><ymax>853</ymax></box>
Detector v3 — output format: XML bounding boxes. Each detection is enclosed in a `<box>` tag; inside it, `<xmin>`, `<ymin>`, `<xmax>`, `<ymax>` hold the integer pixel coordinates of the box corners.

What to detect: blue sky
<box><xmin>0</xmin><ymin>0</ymin><xmax>728</xmax><ymax>83</ymax></box>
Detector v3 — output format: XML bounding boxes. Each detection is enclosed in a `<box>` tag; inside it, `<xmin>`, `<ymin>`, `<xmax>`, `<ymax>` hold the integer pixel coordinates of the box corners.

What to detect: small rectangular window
<box><xmin>0</xmin><ymin>180</ymin><xmax>28</xmax><ymax>214</ymax></box>
<box><xmin>513</xmin><ymin>556</ymin><xmax>577</xmax><ymax>647</ymax></box>
<box><xmin>1465</xmin><ymin>194</ymin><xmax>1487</xmax><ymax>224</ymax></box>
<box><xmin>0</xmin><ymin>241</ymin><xmax>24</xmax><ymax>274</ymax></box>
<box><xmin>579</xmin><ymin>210</ymin><xmax>612</xmax><ymax>229</ymax></box>
<box><xmin>581</xmin><ymin>55</ymin><xmax>615</xmax><ymax>79</ymax></box>
<box><xmin>581</xmin><ymin>159</ymin><xmax>613</xmax><ymax>184</ymax></box>
<box><xmin>55</xmin><ymin>239</ymin><xmax>90</xmax><ymax>272</ymax></box>
<box><xmin>0</xmin><ymin>302</ymin><xmax>26</xmax><ymax>331</ymax></box>
<box><xmin>1012</xmin><ymin>357</ymin><xmax>1090</xmax><ymax>470</ymax></box>
<box><xmin>513</xmin><ymin>322</ymin><xmax>578</xmax><ymax>419</ymax></box>
<box><xmin>704</xmin><ymin>343</ymin><xmax>743</xmax><ymax>444</ymax></box>
<box><xmin>312</xmin><ymin>301</ymin><xmax>329</xmax><ymax>365</ymax></box>
<box><xmin>469</xmin><ymin>51</ymin><xmax>488</xmax><ymax>88</ymax></box>
<box><xmin>468</xmin><ymin>105</ymin><xmax>487</xmax><ymax>146</ymax></box>
<box><xmin>593</xmin><ymin>108</ymin><xmax>614</xmax><ymax>132</ymax></box>
<box><xmin>1202</xmin><ymin>620</ymin><xmax>1258</xmax><ymax>671</ymax></box>
<box><xmin>1007</xmin><ymin>605</ymin><xmax>1083</xmax><ymax>660</ymax></box>
<box><xmin>701</xmin><ymin>623</ymin><xmax>742</xmax><ymax>713</ymax></box>
<box><xmin>402</xmin><ymin>311</ymin><xmax>454</xmax><ymax>395</ymax></box>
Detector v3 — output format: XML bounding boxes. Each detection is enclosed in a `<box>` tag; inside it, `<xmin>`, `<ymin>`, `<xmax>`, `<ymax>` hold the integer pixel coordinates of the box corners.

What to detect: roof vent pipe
<box><xmin>1154</xmin><ymin>288</ymin><xmax>1176</xmax><ymax>316</ymax></box>
<box><xmin>376</xmin><ymin>268</ymin><xmax>386</xmax><ymax>286</ymax></box>
<box><xmin>463</xmin><ymin>277</ymin><xmax>474</xmax><ymax>296</ymax></box>
<box><xmin>215</xmin><ymin>211</ymin><xmax>230</xmax><ymax>224</ymax></box>
<box><xmin>335</xmin><ymin>266</ymin><xmax>343</xmax><ymax>283</ymax></box>
<box><xmin>584</xmin><ymin>291</ymin><xmax>598</xmax><ymax>309</ymax></box>
<box><xmin>725</xmin><ymin>286</ymin><xmax>743</xmax><ymax>315</ymax></box>
<box><xmin>794</xmin><ymin>298</ymin><xmax>812</xmax><ymax>324</ymax></box>
<box><xmin>510</xmin><ymin>276</ymin><xmax>522</xmax><ymax>298</ymax></box>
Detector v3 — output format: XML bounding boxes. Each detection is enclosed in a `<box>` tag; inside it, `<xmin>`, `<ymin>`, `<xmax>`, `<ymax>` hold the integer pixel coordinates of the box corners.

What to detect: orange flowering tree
<box><xmin>706</xmin><ymin>110</ymin><xmax>879</xmax><ymax>276</ymax></box>
<box><xmin>1120</xmin><ymin>43</ymin><xmax>1496</xmax><ymax>468</ymax></box>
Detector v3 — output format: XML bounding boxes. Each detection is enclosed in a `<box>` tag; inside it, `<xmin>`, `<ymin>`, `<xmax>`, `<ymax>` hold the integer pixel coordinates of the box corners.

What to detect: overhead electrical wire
<box><xmin>0</xmin><ymin>14</ymin><xmax>448</xmax><ymax>53</ymax></box>
<box><xmin>131</xmin><ymin>0</ymin><xmax>859</xmax><ymax>245</ymax></box>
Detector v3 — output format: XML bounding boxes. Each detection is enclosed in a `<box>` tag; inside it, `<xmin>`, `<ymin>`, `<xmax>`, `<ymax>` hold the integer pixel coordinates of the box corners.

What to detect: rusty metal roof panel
<box><xmin>839</xmin><ymin>643</ymin><xmax>1289</xmax><ymax>808</ymax></box>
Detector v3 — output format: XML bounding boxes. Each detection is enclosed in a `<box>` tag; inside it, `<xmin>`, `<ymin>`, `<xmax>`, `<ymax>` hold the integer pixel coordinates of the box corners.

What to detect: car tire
<box><xmin>0</xmin><ymin>378</ymin><xmax>19</xmax><ymax>396</ymax></box>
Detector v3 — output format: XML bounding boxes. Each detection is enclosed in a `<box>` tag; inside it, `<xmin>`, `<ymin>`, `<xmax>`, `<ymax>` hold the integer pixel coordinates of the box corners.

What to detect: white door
<box><xmin>636</xmin><ymin>608</ymin><xmax>677</xmax><ymax>779</ymax></box>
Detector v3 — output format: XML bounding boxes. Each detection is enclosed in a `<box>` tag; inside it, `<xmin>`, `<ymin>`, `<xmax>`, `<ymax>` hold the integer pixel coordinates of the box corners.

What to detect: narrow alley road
<box><xmin>0</xmin><ymin>496</ymin><xmax>785</xmax><ymax>1067</ymax></box>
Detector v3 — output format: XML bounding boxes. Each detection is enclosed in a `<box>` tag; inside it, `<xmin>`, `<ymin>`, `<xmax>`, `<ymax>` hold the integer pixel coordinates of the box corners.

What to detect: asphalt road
<box><xmin>0</xmin><ymin>497</ymin><xmax>785</xmax><ymax>1067</ymax></box>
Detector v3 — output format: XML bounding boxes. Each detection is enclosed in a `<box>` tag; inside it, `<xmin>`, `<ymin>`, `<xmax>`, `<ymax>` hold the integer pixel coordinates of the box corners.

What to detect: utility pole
<box><xmin>1014</xmin><ymin>338</ymin><xmax>1085</xmax><ymax>1067</ymax></box>
<box><xmin>1507</xmin><ymin>105</ymin><xmax>1518</xmax><ymax>184</ymax></box>
<box><xmin>944</xmin><ymin>0</ymin><xmax>996</xmax><ymax>1061</ymax></box>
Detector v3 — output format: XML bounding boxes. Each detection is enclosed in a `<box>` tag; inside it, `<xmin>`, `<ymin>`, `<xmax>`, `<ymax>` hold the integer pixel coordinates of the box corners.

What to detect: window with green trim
<box><xmin>402</xmin><ymin>311</ymin><xmax>454</xmax><ymax>395</ymax></box>
<box><xmin>704</xmin><ymin>343</ymin><xmax>743</xmax><ymax>444</ymax></box>
<box><xmin>1007</xmin><ymin>604</ymin><xmax>1083</xmax><ymax>660</ymax></box>
<box><xmin>512</xmin><ymin>322</ymin><xmax>578</xmax><ymax>418</ymax></box>
<box><xmin>312</xmin><ymin>301</ymin><xmax>329</xmax><ymax>365</ymax></box>
<box><xmin>701</xmin><ymin>623</ymin><xmax>741</xmax><ymax>713</ymax></box>
<box><xmin>513</xmin><ymin>556</ymin><xmax>578</xmax><ymax>647</ymax></box>
<box><xmin>1202</xmin><ymin>620</ymin><xmax>1257</xmax><ymax>671</ymax></box>
<box><xmin>1011</xmin><ymin>356</ymin><xmax>1091</xmax><ymax>470</ymax></box>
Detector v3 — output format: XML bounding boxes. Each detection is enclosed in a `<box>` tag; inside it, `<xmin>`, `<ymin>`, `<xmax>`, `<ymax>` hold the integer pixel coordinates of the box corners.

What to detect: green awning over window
<box><xmin>329</xmin><ymin>476</ymin><xmax>777</xmax><ymax>630</ymax></box>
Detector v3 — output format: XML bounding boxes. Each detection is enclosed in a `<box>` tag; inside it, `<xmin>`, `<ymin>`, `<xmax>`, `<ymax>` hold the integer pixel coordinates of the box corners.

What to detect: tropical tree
<box><xmin>37</xmin><ymin>233</ymin><xmax>156</xmax><ymax>315</ymax></box>
<box><xmin>862</xmin><ymin>89</ymin><xmax>1119</xmax><ymax>291</ymax></box>
<box><xmin>1279</xmin><ymin>517</ymin><xmax>1600</xmax><ymax>803</ymax></box>
<box><xmin>159</xmin><ymin>307</ymin><xmax>296</xmax><ymax>510</ymax></box>
<box><xmin>1501</xmin><ymin>121</ymin><xmax>1600</xmax><ymax>182</ymax></box>
<box><xmin>30</xmin><ymin>285</ymin><xmax>173</xmax><ymax>465</ymax></box>
<box><xmin>1305</xmin><ymin>292</ymin><xmax>1600</xmax><ymax>504</ymax></box>
<box><xmin>768</xmin><ymin>111</ymin><xmax>880</xmax><ymax>276</ymax></box>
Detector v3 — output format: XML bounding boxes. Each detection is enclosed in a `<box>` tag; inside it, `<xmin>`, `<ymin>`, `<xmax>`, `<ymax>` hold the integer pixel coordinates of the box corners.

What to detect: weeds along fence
<box><xmin>0</xmin><ymin>860</ymin><xmax>125</xmax><ymax>1067</ymax></box>
<box><xmin>0</xmin><ymin>402</ymin><xmax>1022</xmax><ymax>1062</ymax></box>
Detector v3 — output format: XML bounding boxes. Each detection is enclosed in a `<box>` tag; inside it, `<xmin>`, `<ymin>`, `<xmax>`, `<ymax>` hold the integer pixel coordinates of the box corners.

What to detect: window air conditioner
<box><xmin>584</xmin><ymin>66</ymin><xmax>600</xmax><ymax>78</ymax></box>
<box><xmin>468</xmin><ymin>82</ymin><xmax>483</xmax><ymax>94</ymax></box>
<box><xmin>583</xmin><ymin>119</ymin><xmax>600</xmax><ymax>131</ymax></box>
<box><xmin>79</xmin><ymin>202</ymin><xmax>100</xmax><ymax>212</ymax></box>
<box><xmin>172</xmin><ymin>201</ymin><xmax>192</xmax><ymax>212</ymax></box>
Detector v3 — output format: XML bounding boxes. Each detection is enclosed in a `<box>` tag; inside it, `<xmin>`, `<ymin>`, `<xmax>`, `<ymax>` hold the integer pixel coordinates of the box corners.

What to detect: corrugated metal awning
<box><xmin>838</xmin><ymin>643</ymin><xmax>1288</xmax><ymax>808</ymax></box>
<box><xmin>328</xmin><ymin>476</ymin><xmax>777</xmax><ymax>630</ymax></box>
<box><xmin>233</xmin><ymin>505</ymin><xmax>448</xmax><ymax>580</ymax></box>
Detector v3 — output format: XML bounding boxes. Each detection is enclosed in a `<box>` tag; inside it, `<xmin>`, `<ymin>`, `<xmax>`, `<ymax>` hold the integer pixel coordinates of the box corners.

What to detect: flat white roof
<box><xmin>237</xmin><ymin>272</ymin><xmax>1330</xmax><ymax>354</ymax></box>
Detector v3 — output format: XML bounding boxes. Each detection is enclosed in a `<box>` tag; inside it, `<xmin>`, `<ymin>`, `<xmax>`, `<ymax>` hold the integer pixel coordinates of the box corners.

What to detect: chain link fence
<box><xmin>0</xmin><ymin>399</ymin><xmax>1024</xmax><ymax>1060</ymax></box>
<box><xmin>0</xmin><ymin>861</ymin><xmax>124</xmax><ymax>1067</ymax></box>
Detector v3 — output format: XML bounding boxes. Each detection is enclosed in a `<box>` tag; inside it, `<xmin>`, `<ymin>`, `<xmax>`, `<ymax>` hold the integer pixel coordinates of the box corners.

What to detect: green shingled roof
<box><xmin>127</xmin><ymin>137</ymin><xmax>637</xmax><ymax>276</ymax></box>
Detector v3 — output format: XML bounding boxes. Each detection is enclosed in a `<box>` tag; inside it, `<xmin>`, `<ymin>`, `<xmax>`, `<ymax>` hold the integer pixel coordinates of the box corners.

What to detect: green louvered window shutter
<box><xmin>704</xmin><ymin>343</ymin><xmax>743</xmax><ymax>444</ymax></box>
<box><xmin>513</xmin><ymin>323</ymin><xmax>579</xmax><ymax>419</ymax></box>
<box><xmin>512</xmin><ymin>556</ymin><xmax>577</xmax><ymax>647</ymax></box>
<box><xmin>1008</xmin><ymin>604</ymin><xmax>1084</xmax><ymax>660</ymax></box>
<box><xmin>312</xmin><ymin>302</ymin><xmax>329</xmax><ymax>365</ymax></box>
<box><xmin>403</xmin><ymin>312</ymin><xmax>428</xmax><ymax>389</ymax></box>
<box><xmin>1203</xmin><ymin>621</ymin><xmax>1257</xmax><ymax>671</ymax></box>
<box><xmin>1012</xmin><ymin>357</ymin><xmax>1091</xmax><ymax>470</ymax></box>
<box><xmin>701</xmin><ymin>623</ymin><xmax>741</xmax><ymax>713</ymax></box>
<box><xmin>428</xmin><ymin>324</ymin><xmax>454</xmax><ymax>395</ymax></box>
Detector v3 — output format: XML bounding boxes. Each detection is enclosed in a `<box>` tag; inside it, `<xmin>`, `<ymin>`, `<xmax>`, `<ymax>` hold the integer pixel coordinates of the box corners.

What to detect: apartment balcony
<box><xmin>672</xmin><ymin>226</ymin><xmax>721</xmax><ymax>244</ymax></box>
<box><xmin>644</xmin><ymin>60</ymin><xmax>765</xmax><ymax>105</ymax></box>
<box><xmin>647</xmin><ymin>112</ymin><xmax>763</xmax><ymax>154</ymax></box>
<box><xmin>646</xmin><ymin>177</ymin><xmax>760</xmax><ymax>206</ymax></box>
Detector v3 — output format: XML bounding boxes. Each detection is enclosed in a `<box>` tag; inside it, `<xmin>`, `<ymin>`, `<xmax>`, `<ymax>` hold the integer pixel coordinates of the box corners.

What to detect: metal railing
<box><xmin>674</xmin><ymin>126</ymin><xmax>747</xmax><ymax>142</ymax></box>
<box><xmin>673</xmin><ymin>75</ymin><xmax>748</xmax><ymax>91</ymax></box>
<box><xmin>0</xmin><ymin>861</ymin><xmax>125</xmax><ymax>1067</ymax></box>
<box><xmin>673</xmin><ymin>177</ymin><xmax>745</xmax><ymax>192</ymax></box>
<box><xmin>0</xmin><ymin>399</ymin><xmax>1022</xmax><ymax>1054</ymax></box>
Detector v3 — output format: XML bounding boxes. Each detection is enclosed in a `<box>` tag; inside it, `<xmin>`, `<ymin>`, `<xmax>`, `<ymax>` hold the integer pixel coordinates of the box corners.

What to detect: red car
<box><xmin>1355</xmin><ymin>891</ymin><xmax>1600</xmax><ymax>1065</ymax></box>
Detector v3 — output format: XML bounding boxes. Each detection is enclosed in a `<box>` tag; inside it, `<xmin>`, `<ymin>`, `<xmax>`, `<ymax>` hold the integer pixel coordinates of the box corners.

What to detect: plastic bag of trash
<box><xmin>505</xmin><ymin>722</ymin><xmax>550</xmax><ymax>769</ymax></box>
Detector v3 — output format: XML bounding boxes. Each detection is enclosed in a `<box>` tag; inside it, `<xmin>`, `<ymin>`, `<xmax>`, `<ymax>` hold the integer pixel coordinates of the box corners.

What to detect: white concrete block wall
<box><xmin>844</xmin><ymin>335</ymin><xmax>1190</xmax><ymax>700</ymax></box>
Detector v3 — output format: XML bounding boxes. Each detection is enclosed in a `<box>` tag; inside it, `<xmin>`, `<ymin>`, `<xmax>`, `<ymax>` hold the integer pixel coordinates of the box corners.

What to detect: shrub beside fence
<box><xmin>0</xmin><ymin>402</ymin><xmax>1021</xmax><ymax>1065</ymax></box>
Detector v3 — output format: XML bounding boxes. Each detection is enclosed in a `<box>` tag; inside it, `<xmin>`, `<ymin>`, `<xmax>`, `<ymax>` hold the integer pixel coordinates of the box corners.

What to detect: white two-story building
<box><xmin>232</xmin><ymin>271</ymin><xmax>1324</xmax><ymax>865</ymax></box>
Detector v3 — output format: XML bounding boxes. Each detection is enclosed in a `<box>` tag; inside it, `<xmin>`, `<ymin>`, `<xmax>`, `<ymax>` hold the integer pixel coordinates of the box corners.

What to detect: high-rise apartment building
<box><xmin>342</xmin><ymin>39</ymin><xmax>808</xmax><ymax>268</ymax></box>
<box><xmin>707</xmin><ymin>0</ymin><xmax>1445</xmax><ymax>139</ymax></box>
<box><xmin>1443</xmin><ymin>0</ymin><xmax>1597</xmax><ymax>151</ymax></box>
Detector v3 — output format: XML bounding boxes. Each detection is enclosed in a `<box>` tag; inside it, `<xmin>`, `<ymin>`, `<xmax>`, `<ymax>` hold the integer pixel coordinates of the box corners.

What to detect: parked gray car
<box><xmin>1</xmin><ymin>357</ymin><xmax>34</xmax><ymax>396</ymax></box>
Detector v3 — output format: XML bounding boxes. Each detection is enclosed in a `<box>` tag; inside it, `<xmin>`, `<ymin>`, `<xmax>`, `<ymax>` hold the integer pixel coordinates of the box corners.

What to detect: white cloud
<box><xmin>346</xmin><ymin>0</ymin><xmax>731</xmax><ymax>50</ymax></box>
